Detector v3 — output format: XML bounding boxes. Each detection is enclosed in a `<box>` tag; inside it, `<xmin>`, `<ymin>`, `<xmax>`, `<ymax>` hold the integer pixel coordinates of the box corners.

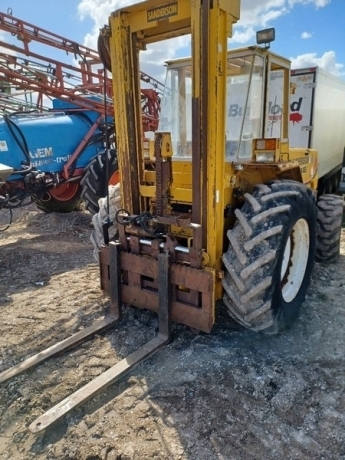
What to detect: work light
<box><xmin>256</xmin><ymin>28</ymin><xmax>275</xmax><ymax>48</ymax></box>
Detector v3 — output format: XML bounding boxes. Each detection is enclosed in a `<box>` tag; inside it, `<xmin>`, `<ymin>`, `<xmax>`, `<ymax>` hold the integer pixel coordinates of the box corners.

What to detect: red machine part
<box><xmin>0</xmin><ymin>8</ymin><xmax>163</xmax><ymax>205</ymax></box>
<box><xmin>0</xmin><ymin>10</ymin><xmax>163</xmax><ymax>131</ymax></box>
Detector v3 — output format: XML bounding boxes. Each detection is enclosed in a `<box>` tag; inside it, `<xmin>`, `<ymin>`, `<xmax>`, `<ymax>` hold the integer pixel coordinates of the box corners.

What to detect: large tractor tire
<box><xmin>90</xmin><ymin>184</ymin><xmax>121</xmax><ymax>261</ymax></box>
<box><xmin>35</xmin><ymin>182</ymin><xmax>82</xmax><ymax>213</ymax></box>
<box><xmin>81</xmin><ymin>149</ymin><xmax>118</xmax><ymax>215</ymax></box>
<box><xmin>222</xmin><ymin>180</ymin><xmax>317</xmax><ymax>334</ymax></box>
<box><xmin>315</xmin><ymin>194</ymin><xmax>343</xmax><ymax>263</ymax></box>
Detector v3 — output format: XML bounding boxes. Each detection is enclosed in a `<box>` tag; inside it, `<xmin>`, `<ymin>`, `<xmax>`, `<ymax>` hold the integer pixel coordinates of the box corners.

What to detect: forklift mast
<box><xmin>107</xmin><ymin>0</ymin><xmax>240</xmax><ymax>269</ymax></box>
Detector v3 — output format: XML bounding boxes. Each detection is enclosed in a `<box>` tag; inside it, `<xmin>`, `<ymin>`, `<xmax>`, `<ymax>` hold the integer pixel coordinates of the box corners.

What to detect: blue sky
<box><xmin>1</xmin><ymin>0</ymin><xmax>344</xmax><ymax>81</ymax></box>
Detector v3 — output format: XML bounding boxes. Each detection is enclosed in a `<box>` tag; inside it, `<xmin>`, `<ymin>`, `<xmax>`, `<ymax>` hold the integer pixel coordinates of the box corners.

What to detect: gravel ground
<box><xmin>0</xmin><ymin>205</ymin><xmax>344</xmax><ymax>460</ymax></box>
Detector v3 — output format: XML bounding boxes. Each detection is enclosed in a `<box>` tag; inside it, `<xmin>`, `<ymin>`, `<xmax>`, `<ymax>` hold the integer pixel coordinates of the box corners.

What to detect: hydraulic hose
<box><xmin>3</xmin><ymin>114</ymin><xmax>34</xmax><ymax>175</ymax></box>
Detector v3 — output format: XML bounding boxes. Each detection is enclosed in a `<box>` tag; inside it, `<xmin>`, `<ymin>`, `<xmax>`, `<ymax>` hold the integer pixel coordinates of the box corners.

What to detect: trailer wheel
<box><xmin>315</xmin><ymin>194</ymin><xmax>343</xmax><ymax>263</ymax></box>
<box><xmin>222</xmin><ymin>181</ymin><xmax>317</xmax><ymax>334</ymax></box>
<box><xmin>35</xmin><ymin>182</ymin><xmax>82</xmax><ymax>213</ymax></box>
<box><xmin>81</xmin><ymin>149</ymin><xmax>118</xmax><ymax>215</ymax></box>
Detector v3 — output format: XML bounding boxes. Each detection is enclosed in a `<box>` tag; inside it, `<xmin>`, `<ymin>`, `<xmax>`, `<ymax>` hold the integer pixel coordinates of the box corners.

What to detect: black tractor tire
<box><xmin>35</xmin><ymin>185</ymin><xmax>82</xmax><ymax>213</ymax></box>
<box><xmin>81</xmin><ymin>149</ymin><xmax>118</xmax><ymax>215</ymax></box>
<box><xmin>222</xmin><ymin>180</ymin><xmax>317</xmax><ymax>334</ymax></box>
<box><xmin>315</xmin><ymin>194</ymin><xmax>343</xmax><ymax>263</ymax></box>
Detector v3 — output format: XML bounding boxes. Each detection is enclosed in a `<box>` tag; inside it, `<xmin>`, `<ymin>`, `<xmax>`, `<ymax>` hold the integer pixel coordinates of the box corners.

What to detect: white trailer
<box><xmin>263</xmin><ymin>66</ymin><xmax>345</xmax><ymax>193</ymax></box>
<box><xmin>290</xmin><ymin>67</ymin><xmax>345</xmax><ymax>192</ymax></box>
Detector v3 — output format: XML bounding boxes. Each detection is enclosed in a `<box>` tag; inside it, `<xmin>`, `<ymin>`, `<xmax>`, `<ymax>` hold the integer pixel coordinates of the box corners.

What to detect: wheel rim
<box><xmin>49</xmin><ymin>182</ymin><xmax>79</xmax><ymax>202</ymax></box>
<box><xmin>280</xmin><ymin>218</ymin><xmax>309</xmax><ymax>303</ymax></box>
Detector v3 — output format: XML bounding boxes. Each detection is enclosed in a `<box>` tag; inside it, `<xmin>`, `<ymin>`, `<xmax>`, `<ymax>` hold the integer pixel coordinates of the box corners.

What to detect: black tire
<box><xmin>81</xmin><ymin>149</ymin><xmax>118</xmax><ymax>215</ymax></box>
<box><xmin>222</xmin><ymin>180</ymin><xmax>317</xmax><ymax>334</ymax></box>
<box><xmin>35</xmin><ymin>186</ymin><xmax>82</xmax><ymax>213</ymax></box>
<box><xmin>315</xmin><ymin>194</ymin><xmax>343</xmax><ymax>263</ymax></box>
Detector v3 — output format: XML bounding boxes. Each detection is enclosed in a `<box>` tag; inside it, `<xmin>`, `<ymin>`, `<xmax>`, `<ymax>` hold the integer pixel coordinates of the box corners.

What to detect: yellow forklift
<box><xmin>1</xmin><ymin>0</ymin><xmax>343</xmax><ymax>432</ymax></box>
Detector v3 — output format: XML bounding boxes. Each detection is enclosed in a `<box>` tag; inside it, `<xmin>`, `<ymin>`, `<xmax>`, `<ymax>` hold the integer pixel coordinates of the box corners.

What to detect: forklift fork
<box><xmin>0</xmin><ymin>242</ymin><xmax>171</xmax><ymax>433</ymax></box>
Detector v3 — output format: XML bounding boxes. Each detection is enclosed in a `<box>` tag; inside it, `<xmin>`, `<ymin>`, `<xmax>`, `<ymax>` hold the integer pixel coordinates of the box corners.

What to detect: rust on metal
<box><xmin>0</xmin><ymin>244</ymin><xmax>122</xmax><ymax>386</ymax></box>
<box><xmin>191</xmin><ymin>99</ymin><xmax>201</xmax><ymax>225</ymax></box>
<box><xmin>165</xmin><ymin>234</ymin><xmax>179</xmax><ymax>262</ymax></box>
<box><xmin>201</xmin><ymin>0</ymin><xmax>210</xmax><ymax>248</ymax></box>
<box><xmin>189</xmin><ymin>224</ymin><xmax>203</xmax><ymax>268</ymax></box>
<box><xmin>117</xmin><ymin>215</ymin><xmax>129</xmax><ymax>249</ymax></box>
<box><xmin>129</xmin><ymin>235</ymin><xmax>141</xmax><ymax>255</ymax></box>
<box><xmin>100</xmin><ymin>247</ymin><xmax>215</xmax><ymax>333</ymax></box>
<box><xmin>28</xmin><ymin>252</ymin><xmax>172</xmax><ymax>433</ymax></box>
<box><xmin>151</xmin><ymin>238</ymin><xmax>163</xmax><ymax>259</ymax></box>
<box><xmin>155</xmin><ymin>133</ymin><xmax>163</xmax><ymax>216</ymax></box>
<box><xmin>109</xmin><ymin>242</ymin><xmax>123</xmax><ymax>318</ymax></box>
<box><xmin>29</xmin><ymin>335</ymin><xmax>168</xmax><ymax>433</ymax></box>
<box><xmin>156</xmin><ymin>214</ymin><xmax>192</xmax><ymax>226</ymax></box>
<box><xmin>0</xmin><ymin>316</ymin><xmax>118</xmax><ymax>384</ymax></box>
<box><xmin>191</xmin><ymin>0</ymin><xmax>211</xmax><ymax>229</ymax></box>
<box><xmin>158</xmin><ymin>253</ymin><xmax>172</xmax><ymax>336</ymax></box>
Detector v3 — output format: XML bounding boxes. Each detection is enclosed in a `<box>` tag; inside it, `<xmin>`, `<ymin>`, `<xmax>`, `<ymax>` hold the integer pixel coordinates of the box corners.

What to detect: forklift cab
<box><xmin>158</xmin><ymin>46</ymin><xmax>291</xmax><ymax>162</ymax></box>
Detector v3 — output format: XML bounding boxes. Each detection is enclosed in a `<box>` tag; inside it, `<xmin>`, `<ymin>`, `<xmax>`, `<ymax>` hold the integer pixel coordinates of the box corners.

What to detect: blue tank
<box><xmin>0</xmin><ymin>103</ymin><xmax>104</xmax><ymax>180</ymax></box>
<box><xmin>0</xmin><ymin>97</ymin><xmax>116</xmax><ymax>213</ymax></box>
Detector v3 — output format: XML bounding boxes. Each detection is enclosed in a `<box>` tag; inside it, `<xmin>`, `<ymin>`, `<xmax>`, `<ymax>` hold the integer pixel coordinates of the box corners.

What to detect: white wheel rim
<box><xmin>280</xmin><ymin>218</ymin><xmax>310</xmax><ymax>303</ymax></box>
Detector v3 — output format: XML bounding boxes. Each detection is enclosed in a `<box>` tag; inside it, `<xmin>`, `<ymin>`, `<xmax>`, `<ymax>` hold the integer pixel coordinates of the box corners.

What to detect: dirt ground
<box><xmin>0</xmin><ymin>205</ymin><xmax>344</xmax><ymax>460</ymax></box>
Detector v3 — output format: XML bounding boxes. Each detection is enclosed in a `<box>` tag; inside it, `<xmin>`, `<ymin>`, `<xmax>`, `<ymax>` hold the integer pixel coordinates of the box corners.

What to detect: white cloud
<box><xmin>288</xmin><ymin>0</ymin><xmax>330</xmax><ymax>7</ymax></box>
<box><xmin>78</xmin><ymin>0</ymin><xmax>189</xmax><ymax>83</ymax></box>
<box><xmin>290</xmin><ymin>51</ymin><xmax>345</xmax><ymax>76</ymax></box>
<box><xmin>77</xmin><ymin>0</ymin><xmax>334</xmax><ymax>80</ymax></box>
<box><xmin>217</xmin><ymin>0</ymin><xmax>331</xmax><ymax>51</ymax></box>
<box><xmin>231</xmin><ymin>0</ymin><xmax>329</xmax><ymax>45</ymax></box>
<box><xmin>236</xmin><ymin>0</ymin><xmax>286</xmax><ymax>29</ymax></box>
<box><xmin>231</xmin><ymin>28</ymin><xmax>256</xmax><ymax>44</ymax></box>
<box><xmin>301</xmin><ymin>31</ymin><xmax>312</xmax><ymax>39</ymax></box>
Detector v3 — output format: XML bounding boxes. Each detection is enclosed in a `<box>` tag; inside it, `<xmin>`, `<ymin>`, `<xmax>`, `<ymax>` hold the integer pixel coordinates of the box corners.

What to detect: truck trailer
<box><xmin>268</xmin><ymin>66</ymin><xmax>345</xmax><ymax>194</ymax></box>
